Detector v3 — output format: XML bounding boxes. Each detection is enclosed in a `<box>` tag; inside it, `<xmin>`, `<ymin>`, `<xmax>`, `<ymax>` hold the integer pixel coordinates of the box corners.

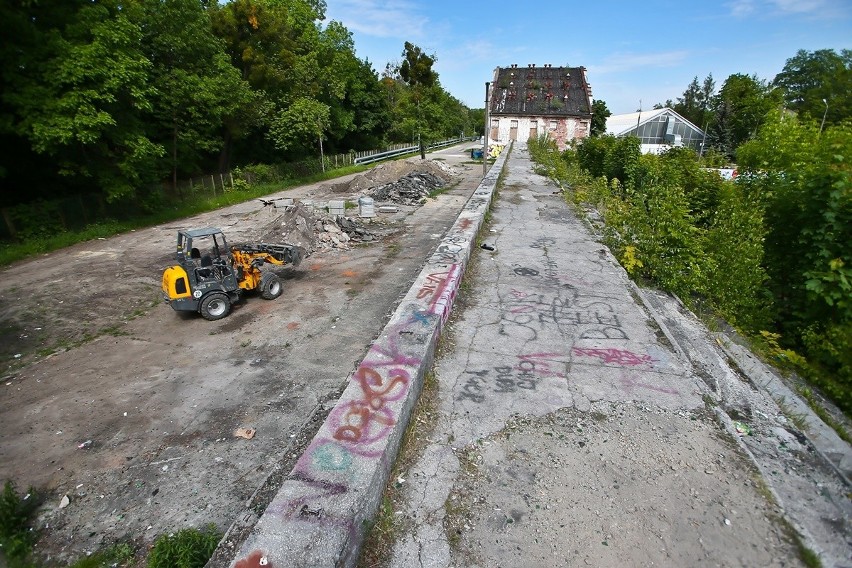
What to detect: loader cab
<box><xmin>162</xmin><ymin>228</ymin><xmax>241</xmax><ymax>320</ymax></box>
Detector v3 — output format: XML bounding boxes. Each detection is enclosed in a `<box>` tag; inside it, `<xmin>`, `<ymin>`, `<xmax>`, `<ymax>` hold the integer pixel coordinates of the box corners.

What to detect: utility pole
<box><xmin>819</xmin><ymin>98</ymin><xmax>829</xmax><ymax>135</ymax></box>
<box><xmin>484</xmin><ymin>81</ymin><xmax>490</xmax><ymax>178</ymax></box>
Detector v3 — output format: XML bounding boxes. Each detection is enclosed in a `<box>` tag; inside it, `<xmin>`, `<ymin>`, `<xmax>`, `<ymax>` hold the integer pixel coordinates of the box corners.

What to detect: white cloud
<box><xmin>588</xmin><ymin>51</ymin><xmax>690</xmax><ymax>76</ymax></box>
<box><xmin>727</xmin><ymin>0</ymin><xmax>847</xmax><ymax>18</ymax></box>
<box><xmin>324</xmin><ymin>0</ymin><xmax>430</xmax><ymax>39</ymax></box>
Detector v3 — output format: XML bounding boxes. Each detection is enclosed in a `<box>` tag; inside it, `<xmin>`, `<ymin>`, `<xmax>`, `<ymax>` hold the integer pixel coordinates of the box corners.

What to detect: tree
<box><xmin>590</xmin><ymin>99</ymin><xmax>611</xmax><ymax>137</ymax></box>
<box><xmin>707</xmin><ymin>73</ymin><xmax>781</xmax><ymax>157</ymax></box>
<box><xmin>2</xmin><ymin>0</ymin><xmax>162</xmax><ymax>203</ymax></box>
<box><xmin>674</xmin><ymin>74</ymin><xmax>715</xmax><ymax>128</ymax></box>
<box><xmin>269</xmin><ymin>97</ymin><xmax>331</xmax><ymax>160</ymax></box>
<box><xmin>399</xmin><ymin>42</ymin><xmax>437</xmax><ymax>158</ymax></box>
<box><xmin>773</xmin><ymin>49</ymin><xmax>852</xmax><ymax>126</ymax></box>
<box><xmin>141</xmin><ymin>0</ymin><xmax>254</xmax><ymax>190</ymax></box>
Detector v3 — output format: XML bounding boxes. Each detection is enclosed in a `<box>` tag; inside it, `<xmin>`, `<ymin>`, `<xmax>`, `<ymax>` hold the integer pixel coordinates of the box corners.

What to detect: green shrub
<box><xmin>147</xmin><ymin>524</ymin><xmax>221</xmax><ymax>568</ymax></box>
<box><xmin>0</xmin><ymin>481</ymin><xmax>41</xmax><ymax>568</ymax></box>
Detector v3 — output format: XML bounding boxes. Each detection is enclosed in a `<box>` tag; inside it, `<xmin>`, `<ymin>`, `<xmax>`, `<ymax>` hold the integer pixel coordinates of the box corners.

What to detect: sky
<box><xmin>323</xmin><ymin>0</ymin><xmax>851</xmax><ymax>115</ymax></box>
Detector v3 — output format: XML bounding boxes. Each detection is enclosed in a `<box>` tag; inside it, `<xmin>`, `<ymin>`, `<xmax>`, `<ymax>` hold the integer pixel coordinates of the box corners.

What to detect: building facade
<box><xmin>489</xmin><ymin>64</ymin><xmax>593</xmax><ymax>150</ymax></box>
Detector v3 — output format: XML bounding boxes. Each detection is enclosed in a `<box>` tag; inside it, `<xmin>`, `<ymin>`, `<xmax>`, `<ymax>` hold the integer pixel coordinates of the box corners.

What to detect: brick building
<box><xmin>489</xmin><ymin>64</ymin><xmax>593</xmax><ymax>149</ymax></box>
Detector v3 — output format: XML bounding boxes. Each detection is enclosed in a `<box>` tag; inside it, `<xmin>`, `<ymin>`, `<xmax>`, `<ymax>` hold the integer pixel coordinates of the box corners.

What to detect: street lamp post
<box><xmin>819</xmin><ymin>98</ymin><xmax>828</xmax><ymax>135</ymax></box>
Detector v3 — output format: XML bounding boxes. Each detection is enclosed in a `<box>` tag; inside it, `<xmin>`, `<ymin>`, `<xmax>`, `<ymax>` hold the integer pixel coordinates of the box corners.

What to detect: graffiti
<box><xmin>457</xmin><ymin>218</ymin><xmax>474</xmax><ymax>231</ymax></box>
<box><xmin>429</xmin><ymin>242</ymin><xmax>464</xmax><ymax>265</ymax></box>
<box><xmin>417</xmin><ymin>270</ymin><xmax>453</xmax><ymax>300</ymax></box>
<box><xmin>464</xmin><ymin>197</ymin><xmax>489</xmax><ymax>211</ymax></box>
<box><xmin>456</xmin><ymin>357</ymin><xmax>566</xmax><ymax>403</ymax></box>
<box><xmin>424</xmin><ymin>264</ymin><xmax>462</xmax><ymax>326</ymax></box>
<box><xmin>573</xmin><ymin>347</ymin><xmax>653</xmax><ymax>367</ymax></box>
<box><xmin>310</xmin><ymin>440</ymin><xmax>354</xmax><ymax>473</ymax></box>
<box><xmin>235</xmin><ymin>550</ymin><xmax>272</xmax><ymax>568</ymax></box>
<box><xmin>514</xmin><ymin>266</ymin><xmax>540</xmax><ymax>277</ymax></box>
<box><xmin>331</xmin><ymin>366</ymin><xmax>409</xmax><ymax>445</ymax></box>
<box><xmin>500</xmin><ymin>290</ymin><xmax>629</xmax><ymax>341</ymax></box>
<box><xmin>516</xmin><ymin>352</ymin><xmax>567</xmax><ymax>379</ymax></box>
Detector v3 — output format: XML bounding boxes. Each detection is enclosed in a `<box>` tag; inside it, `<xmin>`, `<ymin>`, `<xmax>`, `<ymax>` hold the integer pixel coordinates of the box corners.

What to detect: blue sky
<box><xmin>323</xmin><ymin>0</ymin><xmax>851</xmax><ymax>114</ymax></box>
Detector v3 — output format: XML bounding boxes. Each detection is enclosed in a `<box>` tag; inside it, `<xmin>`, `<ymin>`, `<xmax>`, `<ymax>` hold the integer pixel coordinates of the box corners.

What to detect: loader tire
<box><xmin>200</xmin><ymin>292</ymin><xmax>231</xmax><ymax>320</ymax></box>
<box><xmin>260</xmin><ymin>272</ymin><xmax>282</xmax><ymax>300</ymax></box>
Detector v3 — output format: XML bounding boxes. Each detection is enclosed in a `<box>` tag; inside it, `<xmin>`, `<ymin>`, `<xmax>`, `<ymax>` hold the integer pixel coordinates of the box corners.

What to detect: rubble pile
<box><xmin>254</xmin><ymin>203</ymin><xmax>376</xmax><ymax>254</ymax></box>
<box><xmin>312</xmin><ymin>214</ymin><xmax>375</xmax><ymax>252</ymax></box>
<box><xmin>322</xmin><ymin>158</ymin><xmax>458</xmax><ymax>196</ymax></box>
<box><xmin>368</xmin><ymin>172</ymin><xmax>446</xmax><ymax>206</ymax></box>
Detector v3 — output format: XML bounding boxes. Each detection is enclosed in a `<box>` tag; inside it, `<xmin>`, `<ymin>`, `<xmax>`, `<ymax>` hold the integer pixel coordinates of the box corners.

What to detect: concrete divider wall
<box><xmin>229</xmin><ymin>149</ymin><xmax>510</xmax><ymax>568</ymax></box>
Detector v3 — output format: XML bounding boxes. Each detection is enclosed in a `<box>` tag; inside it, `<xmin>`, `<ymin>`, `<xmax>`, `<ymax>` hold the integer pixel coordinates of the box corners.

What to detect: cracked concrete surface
<box><xmin>386</xmin><ymin>143</ymin><xmax>850</xmax><ymax>568</ymax></box>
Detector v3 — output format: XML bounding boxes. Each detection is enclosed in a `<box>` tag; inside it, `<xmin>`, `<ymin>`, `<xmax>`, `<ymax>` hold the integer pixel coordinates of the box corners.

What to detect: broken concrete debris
<box><xmin>368</xmin><ymin>172</ymin><xmax>446</xmax><ymax>206</ymax></box>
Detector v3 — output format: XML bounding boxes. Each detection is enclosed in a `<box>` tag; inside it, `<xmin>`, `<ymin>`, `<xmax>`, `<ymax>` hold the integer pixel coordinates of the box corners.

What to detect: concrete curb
<box><xmin>227</xmin><ymin>149</ymin><xmax>510</xmax><ymax>568</ymax></box>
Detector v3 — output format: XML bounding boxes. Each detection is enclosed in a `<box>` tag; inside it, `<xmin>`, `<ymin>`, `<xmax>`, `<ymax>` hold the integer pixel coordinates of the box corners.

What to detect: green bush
<box><xmin>147</xmin><ymin>524</ymin><xmax>221</xmax><ymax>568</ymax></box>
<box><xmin>0</xmin><ymin>481</ymin><xmax>41</xmax><ymax>568</ymax></box>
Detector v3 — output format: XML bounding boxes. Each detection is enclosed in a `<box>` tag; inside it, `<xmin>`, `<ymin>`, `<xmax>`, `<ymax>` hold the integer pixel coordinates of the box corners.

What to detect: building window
<box><xmin>549</xmin><ymin>121</ymin><xmax>557</xmax><ymax>130</ymax></box>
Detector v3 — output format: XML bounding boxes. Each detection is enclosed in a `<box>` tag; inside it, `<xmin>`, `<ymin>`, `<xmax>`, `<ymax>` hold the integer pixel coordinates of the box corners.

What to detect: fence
<box><xmin>1</xmin><ymin>137</ymin><xmax>479</xmax><ymax>241</ymax></box>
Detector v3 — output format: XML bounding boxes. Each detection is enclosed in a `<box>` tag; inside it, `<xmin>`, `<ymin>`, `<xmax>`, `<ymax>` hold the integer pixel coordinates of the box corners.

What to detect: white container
<box><xmin>358</xmin><ymin>196</ymin><xmax>375</xmax><ymax>218</ymax></box>
<box><xmin>328</xmin><ymin>200</ymin><xmax>346</xmax><ymax>216</ymax></box>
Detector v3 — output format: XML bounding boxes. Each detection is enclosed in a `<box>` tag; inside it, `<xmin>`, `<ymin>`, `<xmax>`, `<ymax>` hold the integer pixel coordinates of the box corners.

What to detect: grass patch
<box><xmin>0</xmin><ymin>481</ymin><xmax>42</xmax><ymax>568</ymax></box>
<box><xmin>68</xmin><ymin>542</ymin><xmax>135</xmax><ymax>568</ymax></box>
<box><xmin>147</xmin><ymin>524</ymin><xmax>221</xmax><ymax>568</ymax></box>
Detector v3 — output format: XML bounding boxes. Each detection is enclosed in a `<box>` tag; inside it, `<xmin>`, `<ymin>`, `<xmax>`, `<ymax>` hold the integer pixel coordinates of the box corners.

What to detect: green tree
<box><xmin>141</xmin><ymin>0</ymin><xmax>254</xmax><ymax>190</ymax></box>
<box><xmin>269</xmin><ymin>96</ymin><xmax>331</xmax><ymax>159</ymax></box>
<box><xmin>2</xmin><ymin>0</ymin><xmax>162</xmax><ymax>203</ymax></box>
<box><xmin>590</xmin><ymin>99</ymin><xmax>611</xmax><ymax>137</ymax></box>
<box><xmin>674</xmin><ymin>74</ymin><xmax>715</xmax><ymax>128</ymax></box>
<box><xmin>773</xmin><ymin>49</ymin><xmax>852</xmax><ymax>125</ymax></box>
<box><xmin>708</xmin><ymin>73</ymin><xmax>781</xmax><ymax>157</ymax></box>
<box><xmin>399</xmin><ymin>42</ymin><xmax>437</xmax><ymax>158</ymax></box>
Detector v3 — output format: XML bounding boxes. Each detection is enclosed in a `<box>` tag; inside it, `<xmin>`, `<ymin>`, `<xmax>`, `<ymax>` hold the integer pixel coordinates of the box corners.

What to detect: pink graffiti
<box><xmin>510</xmin><ymin>288</ymin><xmax>529</xmax><ymax>299</ymax></box>
<box><xmin>573</xmin><ymin>347</ymin><xmax>654</xmax><ymax>367</ymax></box>
<box><xmin>331</xmin><ymin>366</ymin><xmax>409</xmax><ymax>445</ymax></box>
<box><xmin>516</xmin><ymin>353</ymin><xmax>567</xmax><ymax>379</ymax></box>
<box><xmin>427</xmin><ymin>263</ymin><xmax>461</xmax><ymax>323</ymax></box>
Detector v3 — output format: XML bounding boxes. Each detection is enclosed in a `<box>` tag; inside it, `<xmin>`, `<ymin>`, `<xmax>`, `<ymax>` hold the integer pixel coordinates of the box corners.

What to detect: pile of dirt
<box><xmin>367</xmin><ymin>172</ymin><xmax>446</xmax><ymax>206</ymax></box>
<box><xmin>323</xmin><ymin>158</ymin><xmax>458</xmax><ymax>196</ymax></box>
<box><xmin>253</xmin><ymin>203</ymin><xmax>376</xmax><ymax>254</ymax></box>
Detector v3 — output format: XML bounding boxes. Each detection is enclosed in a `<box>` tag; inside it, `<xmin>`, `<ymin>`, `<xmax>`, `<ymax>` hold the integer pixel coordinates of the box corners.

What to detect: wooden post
<box><xmin>211</xmin><ymin>175</ymin><xmax>216</xmax><ymax>197</ymax></box>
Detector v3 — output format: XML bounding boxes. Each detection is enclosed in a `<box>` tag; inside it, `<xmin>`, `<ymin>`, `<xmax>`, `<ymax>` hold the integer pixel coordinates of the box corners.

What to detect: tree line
<box><xmin>0</xmin><ymin>0</ymin><xmax>480</xmax><ymax>210</ymax></box>
<box><xmin>652</xmin><ymin>49</ymin><xmax>851</xmax><ymax>159</ymax></box>
<box><xmin>530</xmin><ymin>48</ymin><xmax>851</xmax><ymax>417</ymax></box>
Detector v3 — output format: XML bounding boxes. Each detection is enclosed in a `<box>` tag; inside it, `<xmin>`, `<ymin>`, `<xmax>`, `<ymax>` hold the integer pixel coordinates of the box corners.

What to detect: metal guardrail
<box><xmin>354</xmin><ymin>137</ymin><xmax>478</xmax><ymax>165</ymax></box>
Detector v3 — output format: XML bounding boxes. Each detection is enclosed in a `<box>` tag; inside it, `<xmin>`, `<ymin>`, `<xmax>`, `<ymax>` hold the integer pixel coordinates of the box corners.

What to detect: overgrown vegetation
<box><xmin>528</xmin><ymin>111</ymin><xmax>851</xmax><ymax>419</ymax></box>
<box><xmin>0</xmin><ymin>164</ymin><xmax>367</xmax><ymax>266</ymax></box>
<box><xmin>147</xmin><ymin>525</ymin><xmax>221</xmax><ymax>568</ymax></box>
<box><xmin>0</xmin><ymin>481</ymin><xmax>42</xmax><ymax>568</ymax></box>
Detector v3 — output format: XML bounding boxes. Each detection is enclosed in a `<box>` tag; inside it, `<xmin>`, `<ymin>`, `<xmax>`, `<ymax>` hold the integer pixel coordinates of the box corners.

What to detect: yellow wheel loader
<box><xmin>162</xmin><ymin>228</ymin><xmax>305</xmax><ymax>320</ymax></box>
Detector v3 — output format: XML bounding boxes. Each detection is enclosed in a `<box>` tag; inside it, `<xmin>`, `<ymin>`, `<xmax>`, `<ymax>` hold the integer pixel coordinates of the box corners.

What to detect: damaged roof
<box><xmin>490</xmin><ymin>64</ymin><xmax>592</xmax><ymax>117</ymax></box>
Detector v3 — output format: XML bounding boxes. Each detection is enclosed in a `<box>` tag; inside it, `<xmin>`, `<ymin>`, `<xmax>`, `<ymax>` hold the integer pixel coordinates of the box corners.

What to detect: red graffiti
<box><xmin>417</xmin><ymin>270</ymin><xmax>451</xmax><ymax>300</ymax></box>
<box><xmin>235</xmin><ymin>551</ymin><xmax>273</xmax><ymax>568</ymax></box>
<box><xmin>516</xmin><ymin>352</ymin><xmax>567</xmax><ymax>378</ymax></box>
<box><xmin>457</xmin><ymin>218</ymin><xmax>474</xmax><ymax>231</ymax></box>
<box><xmin>331</xmin><ymin>366</ymin><xmax>409</xmax><ymax>445</ymax></box>
<box><xmin>573</xmin><ymin>347</ymin><xmax>653</xmax><ymax>367</ymax></box>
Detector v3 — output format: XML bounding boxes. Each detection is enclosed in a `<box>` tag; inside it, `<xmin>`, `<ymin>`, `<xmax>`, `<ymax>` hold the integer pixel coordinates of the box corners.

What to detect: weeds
<box><xmin>0</xmin><ymin>481</ymin><xmax>42</xmax><ymax>568</ymax></box>
<box><xmin>68</xmin><ymin>542</ymin><xmax>135</xmax><ymax>568</ymax></box>
<box><xmin>147</xmin><ymin>524</ymin><xmax>221</xmax><ymax>568</ymax></box>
